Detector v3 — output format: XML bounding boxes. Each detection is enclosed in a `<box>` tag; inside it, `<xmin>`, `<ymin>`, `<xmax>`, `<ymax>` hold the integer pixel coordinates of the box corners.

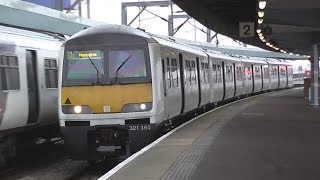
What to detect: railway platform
<box><xmin>100</xmin><ymin>88</ymin><xmax>320</xmax><ymax>180</ymax></box>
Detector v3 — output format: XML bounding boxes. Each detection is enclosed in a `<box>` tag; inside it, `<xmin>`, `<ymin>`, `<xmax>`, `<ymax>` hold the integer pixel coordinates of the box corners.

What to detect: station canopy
<box><xmin>172</xmin><ymin>0</ymin><xmax>320</xmax><ymax>56</ymax></box>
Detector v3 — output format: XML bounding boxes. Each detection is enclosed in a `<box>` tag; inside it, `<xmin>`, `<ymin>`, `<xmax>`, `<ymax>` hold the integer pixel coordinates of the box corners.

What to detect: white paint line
<box><xmin>98</xmin><ymin>89</ymin><xmax>294</xmax><ymax>180</ymax></box>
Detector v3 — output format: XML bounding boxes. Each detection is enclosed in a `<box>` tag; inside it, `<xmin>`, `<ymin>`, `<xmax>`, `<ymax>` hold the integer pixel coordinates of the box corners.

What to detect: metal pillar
<box><xmin>169</xmin><ymin>3</ymin><xmax>174</xmax><ymax>36</ymax></box>
<box><xmin>121</xmin><ymin>5</ymin><xmax>127</xmax><ymax>25</ymax></box>
<box><xmin>56</xmin><ymin>0</ymin><xmax>64</xmax><ymax>11</ymax></box>
<box><xmin>87</xmin><ymin>0</ymin><xmax>90</xmax><ymax>19</ymax></box>
<box><xmin>78</xmin><ymin>1</ymin><xmax>82</xmax><ymax>17</ymax></box>
<box><xmin>310</xmin><ymin>44</ymin><xmax>319</xmax><ymax>106</ymax></box>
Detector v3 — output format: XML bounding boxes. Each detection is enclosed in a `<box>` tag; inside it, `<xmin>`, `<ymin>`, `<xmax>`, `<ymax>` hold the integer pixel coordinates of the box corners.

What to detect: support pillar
<box><xmin>310</xmin><ymin>44</ymin><xmax>319</xmax><ymax>106</ymax></box>
<box><xmin>121</xmin><ymin>5</ymin><xmax>127</xmax><ymax>25</ymax></box>
<box><xmin>207</xmin><ymin>28</ymin><xmax>211</xmax><ymax>42</ymax></box>
<box><xmin>87</xmin><ymin>0</ymin><xmax>90</xmax><ymax>19</ymax></box>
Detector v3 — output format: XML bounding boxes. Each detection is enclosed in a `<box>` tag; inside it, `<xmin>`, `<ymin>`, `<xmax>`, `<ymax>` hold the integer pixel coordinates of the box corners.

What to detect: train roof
<box><xmin>69</xmin><ymin>24</ymin><xmax>155</xmax><ymax>42</ymax></box>
<box><xmin>240</xmin><ymin>56</ymin><xmax>268</xmax><ymax>65</ymax></box>
<box><xmin>206</xmin><ymin>50</ymin><xmax>242</xmax><ymax>62</ymax></box>
<box><xmin>152</xmin><ymin>35</ymin><xmax>207</xmax><ymax>56</ymax></box>
<box><xmin>264</xmin><ymin>58</ymin><xmax>291</xmax><ymax>66</ymax></box>
<box><xmin>0</xmin><ymin>25</ymin><xmax>63</xmax><ymax>51</ymax></box>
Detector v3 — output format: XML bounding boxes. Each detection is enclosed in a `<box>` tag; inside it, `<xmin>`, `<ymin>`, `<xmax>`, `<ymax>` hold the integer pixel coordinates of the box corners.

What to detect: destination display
<box><xmin>67</xmin><ymin>50</ymin><xmax>103</xmax><ymax>60</ymax></box>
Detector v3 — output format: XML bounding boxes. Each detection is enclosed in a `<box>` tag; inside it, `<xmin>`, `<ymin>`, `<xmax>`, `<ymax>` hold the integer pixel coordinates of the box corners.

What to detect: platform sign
<box><xmin>22</xmin><ymin>0</ymin><xmax>71</xmax><ymax>10</ymax></box>
<box><xmin>239</xmin><ymin>22</ymin><xmax>254</xmax><ymax>38</ymax></box>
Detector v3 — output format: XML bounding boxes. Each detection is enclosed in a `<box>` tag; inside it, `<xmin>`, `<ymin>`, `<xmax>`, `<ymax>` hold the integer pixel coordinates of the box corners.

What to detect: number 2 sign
<box><xmin>239</xmin><ymin>22</ymin><xmax>254</xmax><ymax>38</ymax></box>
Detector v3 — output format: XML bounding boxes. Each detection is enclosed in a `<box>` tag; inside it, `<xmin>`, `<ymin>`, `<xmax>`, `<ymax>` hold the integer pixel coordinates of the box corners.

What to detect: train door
<box><xmin>260</xmin><ymin>65</ymin><xmax>264</xmax><ymax>91</ymax></box>
<box><xmin>196</xmin><ymin>57</ymin><xmax>201</xmax><ymax>107</ymax></box>
<box><xmin>233</xmin><ymin>63</ymin><xmax>237</xmax><ymax>97</ymax></box>
<box><xmin>221</xmin><ymin>61</ymin><xmax>226</xmax><ymax>99</ymax></box>
<box><xmin>251</xmin><ymin>64</ymin><xmax>254</xmax><ymax>93</ymax></box>
<box><xmin>286</xmin><ymin>66</ymin><xmax>289</xmax><ymax>87</ymax></box>
<box><xmin>179</xmin><ymin>53</ymin><xmax>185</xmax><ymax>114</ymax></box>
<box><xmin>26</xmin><ymin>50</ymin><xmax>39</xmax><ymax>124</ymax></box>
<box><xmin>277</xmin><ymin>66</ymin><xmax>281</xmax><ymax>89</ymax></box>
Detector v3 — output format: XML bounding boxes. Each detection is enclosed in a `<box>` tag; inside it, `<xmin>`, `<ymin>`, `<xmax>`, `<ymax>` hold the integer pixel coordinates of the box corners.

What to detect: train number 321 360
<box><xmin>129</xmin><ymin>125</ymin><xmax>152</xmax><ymax>131</ymax></box>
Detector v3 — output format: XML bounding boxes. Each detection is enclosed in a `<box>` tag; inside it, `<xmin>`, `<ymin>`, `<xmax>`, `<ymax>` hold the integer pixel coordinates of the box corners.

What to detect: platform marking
<box><xmin>98</xmin><ymin>88</ymin><xmax>298</xmax><ymax>180</ymax></box>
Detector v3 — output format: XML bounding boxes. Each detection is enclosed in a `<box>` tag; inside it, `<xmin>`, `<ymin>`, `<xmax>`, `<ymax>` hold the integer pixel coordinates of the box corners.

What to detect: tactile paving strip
<box><xmin>161</xmin><ymin>99</ymin><xmax>258</xmax><ymax>180</ymax></box>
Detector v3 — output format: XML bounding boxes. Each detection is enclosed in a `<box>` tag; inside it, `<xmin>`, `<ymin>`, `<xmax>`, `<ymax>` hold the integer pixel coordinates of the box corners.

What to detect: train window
<box><xmin>246</xmin><ymin>67</ymin><xmax>252</xmax><ymax>80</ymax></box>
<box><xmin>217</xmin><ymin>65</ymin><xmax>222</xmax><ymax>83</ymax></box>
<box><xmin>230</xmin><ymin>66</ymin><xmax>233</xmax><ymax>82</ymax></box>
<box><xmin>1</xmin><ymin>56</ymin><xmax>9</xmax><ymax>66</ymax></box>
<box><xmin>225</xmin><ymin>66</ymin><xmax>229</xmax><ymax>82</ymax></box>
<box><xmin>226</xmin><ymin>65</ymin><xmax>233</xmax><ymax>82</ymax></box>
<box><xmin>204</xmin><ymin>63</ymin><xmax>209</xmax><ymax>83</ymax></box>
<box><xmin>109</xmin><ymin>49</ymin><xmax>147</xmax><ymax>78</ymax></box>
<box><xmin>263</xmin><ymin>67</ymin><xmax>269</xmax><ymax>79</ymax></box>
<box><xmin>171</xmin><ymin>67</ymin><xmax>179</xmax><ymax>87</ymax></box>
<box><xmin>166</xmin><ymin>66</ymin><xmax>171</xmax><ymax>88</ymax></box>
<box><xmin>45</xmin><ymin>59</ymin><xmax>58</xmax><ymax>88</ymax></box>
<box><xmin>212</xmin><ymin>64</ymin><xmax>217</xmax><ymax>83</ymax></box>
<box><xmin>254</xmin><ymin>67</ymin><xmax>261</xmax><ymax>79</ymax></box>
<box><xmin>171</xmin><ymin>58</ymin><xmax>177</xmax><ymax>67</ymax></box>
<box><xmin>235</xmin><ymin>67</ymin><xmax>241</xmax><ymax>81</ymax></box>
<box><xmin>191</xmin><ymin>61</ymin><xmax>195</xmax><ymax>68</ymax></box>
<box><xmin>167</xmin><ymin>58</ymin><xmax>170</xmax><ymax>66</ymax></box>
<box><xmin>169</xmin><ymin>58</ymin><xmax>179</xmax><ymax>87</ymax></box>
<box><xmin>0</xmin><ymin>55</ymin><xmax>20</xmax><ymax>90</ymax></box>
<box><xmin>161</xmin><ymin>59</ymin><xmax>166</xmax><ymax>95</ymax></box>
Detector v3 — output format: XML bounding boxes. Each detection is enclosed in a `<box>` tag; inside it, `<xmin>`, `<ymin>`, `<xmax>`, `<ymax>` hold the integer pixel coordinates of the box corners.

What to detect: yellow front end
<box><xmin>61</xmin><ymin>83</ymin><xmax>152</xmax><ymax>114</ymax></box>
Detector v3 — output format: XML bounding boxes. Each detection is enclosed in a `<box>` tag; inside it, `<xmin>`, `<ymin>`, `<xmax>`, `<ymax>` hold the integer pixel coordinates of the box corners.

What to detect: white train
<box><xmin>0</xmin><ymin>25</ymin><xmax>63</xmax><ymax>165</ymax></box>
<box><xmin>58</xmin><ymin>25</ymin><xmax>293</xmax><ymax>161</ymax></box>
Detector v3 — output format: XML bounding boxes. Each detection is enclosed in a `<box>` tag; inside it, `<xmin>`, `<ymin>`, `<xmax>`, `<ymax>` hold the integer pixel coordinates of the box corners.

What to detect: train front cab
<box><xmin>58</xmin><ymin>30</ymin><xmax>163</xmax><ymax>160</ymax></box>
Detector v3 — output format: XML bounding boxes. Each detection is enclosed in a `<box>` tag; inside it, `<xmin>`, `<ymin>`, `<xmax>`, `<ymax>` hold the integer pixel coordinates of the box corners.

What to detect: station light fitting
<box><xmin>262</xmin><ymin>39</ymin><xmax>266</xmax><ymax>42</ymax></box>
<box><xmin>266</xmin><ymin>42</ymin><xmax>270</xmax><ymax>46</ymax></box>
<box><xmin>289</xmin><ymin>52</ymin><xmax>293</xmax><ymax>55</ymax></box>
<box><xmin>258</xmin><ymin>32</ymin><xmax>263</xmax><ymax>37</ymax></box>
<box><xmin>256</xmin><ymin>29</ymin><xmax>262</xmax><ymax>33</ymax></box>
<box><xmin>307</xmin><ymin>55</ymin><xmax>311</xmax><ymax>58</ymax></box>
<box><xmin>258</xmin><ymin>11</ymin><xmax>265</xmax><ymax>18</ymax></box>
<box><xmin>258</xmin><ymin>18</ymin><xmax>264</xmax><ymax>24</ymax></box>
<box><xmin>259</xmin><ymin>1</ymin><xmax>267</xmax><ymax>9</ymax></box>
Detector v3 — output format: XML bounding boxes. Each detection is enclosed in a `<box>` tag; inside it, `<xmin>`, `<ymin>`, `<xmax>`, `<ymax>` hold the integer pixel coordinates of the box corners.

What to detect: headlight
<box><xmin>62</xmin><ymin>105</ymin><xmax>93</xmax><ymax>114</ymax></box>
<box><xmin>121</xmin><ymin>103</ymin><xmax>152</xmax><ymax>113</ymax></box>
<box><xmin>74</xmin><ymin>106</ymin><xmax>82</xmax><ymax>113</ymax></box>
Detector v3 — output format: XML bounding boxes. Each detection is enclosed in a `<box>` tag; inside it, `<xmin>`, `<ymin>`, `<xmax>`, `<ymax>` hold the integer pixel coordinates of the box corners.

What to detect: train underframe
<box><xmin>0</xmin><ymin>122</ymin><xmax>60</xmax><ymax>167</ymax></box>
<box><xmin>61</xmin><ymin>123</ymin><xmax>158</xmax><ymax>160</ymax></box>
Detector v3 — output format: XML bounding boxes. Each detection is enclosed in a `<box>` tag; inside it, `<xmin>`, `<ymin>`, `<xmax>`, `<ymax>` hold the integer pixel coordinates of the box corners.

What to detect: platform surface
<box><xmin>105</xmin><ymin>88</ymin><xmax>320</xmax><ymax>180</ymax></box>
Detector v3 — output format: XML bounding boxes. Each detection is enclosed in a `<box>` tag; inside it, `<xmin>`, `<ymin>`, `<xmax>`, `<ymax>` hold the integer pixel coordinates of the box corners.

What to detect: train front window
<box><xmin>63</xmin><ymin>47</ymin><xmax>151</xmax><ymax>86</ymax></box>
<box><xmin>65</xmin><ymin>50</ymin><xmax>104</xmax><ymax>81</ymax></box>
<box><xmin>109</xmin><ymin>49</ymin><xmax>147</xmax><ymax>79</ymax></box>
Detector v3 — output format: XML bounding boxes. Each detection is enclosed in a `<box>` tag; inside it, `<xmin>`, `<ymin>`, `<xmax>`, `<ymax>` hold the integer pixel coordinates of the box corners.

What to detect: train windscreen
<box><xmin>63</xmin><ymin>47</ymin><xmax>151</xmax><ymax>86</ymax></box>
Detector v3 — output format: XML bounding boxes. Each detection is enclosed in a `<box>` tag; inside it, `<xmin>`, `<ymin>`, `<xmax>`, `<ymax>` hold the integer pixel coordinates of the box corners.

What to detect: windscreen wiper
<box><xmin>114</xmin><ymin>54</ymin><xmax>132</xmax><ymax>84</ymax></box>
<box><xmin>87</xmin><ymin>56</ymin><xmax>100</xmax><ymax>85</ymax></box>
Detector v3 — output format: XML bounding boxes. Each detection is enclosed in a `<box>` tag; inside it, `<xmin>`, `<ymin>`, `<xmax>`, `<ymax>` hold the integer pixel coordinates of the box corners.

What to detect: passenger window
<box><xmin>212</xmin><ymin>64</ymin><xmax>217</xmax><ymax>83</ymax></box>
<box><xmin>217</xmin><ymin>65</ymin><xmax>222</xmax><ymax>83</ymax></box>
<box><xmin>45</xmin><ymin>59</ymin><xmax>58</xmax><ymax>88</ymax></box>
<box><xmin>161</xmin><ymin>58</ymin><xmax>166</xmax><ymax>96</ymax></box>
<box><xmin>0</xmin><ymin>55</ymin><xmax>20</xmax><ymax>90</ymax></box>
<box><xmin>247</xmin><ymin>67</ymin><xmax>252</xmax><ymax>80</ymax></box>
<box><xmin>171</xmin><ymin>58</ymin><xmax>178</xmax><ymax>87</ymax></box>
<box><xmin>191</xmin><ymin>61</ymin><xmax>196</xmax><ymax>84</ymax></box>
<box><xmin>166</xmin><ymin>58</ymin><xmax>171</xmax><ymax>88</ymax></box>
